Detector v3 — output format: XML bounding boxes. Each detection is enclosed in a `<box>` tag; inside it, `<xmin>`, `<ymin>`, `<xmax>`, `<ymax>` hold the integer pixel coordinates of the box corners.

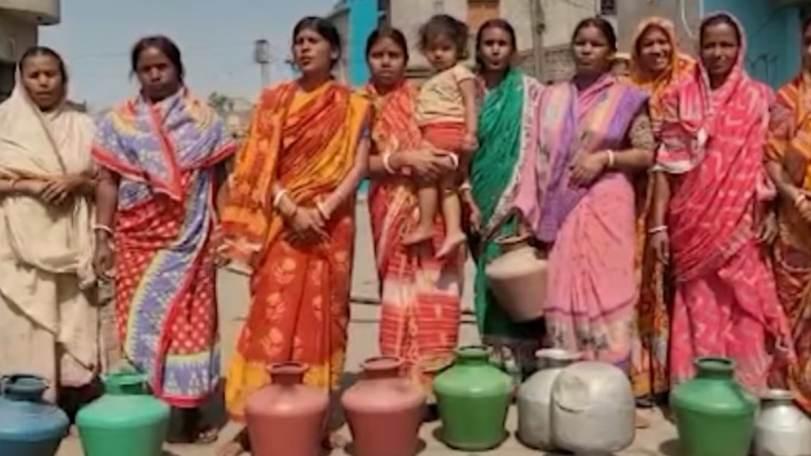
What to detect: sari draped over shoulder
<box><xmin>658</xmin><ymin>12</ymin><xmax>793</xmax><ymax>391</ymax></box>
<box><xmin>766</xmin><ymin>71</ymin><xmax>811</xmax><ymax>412</ymax></box>
<box><xmin>0</xmin><ymin>81</ymin><xmax>99</xmax><ymax>397</ymax></box>
<box><xmin>517</xmin><ymin>74</ymin><xmax>650</xmax><ymax>368</ymax></box>
<box><xmin>628</xmin><ymin>16</ymin><xmax>695</xmax><ymax>399</ymax></box>
<box><xmin>470</xmin><ymin>70</ymin><xmax>545</xmax><ymax>372</ymax></box>
<box><xmin>361</xmin><ymin>80</ymin><xmax>463</xmax><ymax>392</ymax></box>
<box><xmin>222</xmin><ymin>81</ymin><xmax>368</xmax><ymax>418</ymax></box>
<box><xmin>93</xmin><ymin>89</ymin><xmax>236</xmax><ymax>407</ymax></box>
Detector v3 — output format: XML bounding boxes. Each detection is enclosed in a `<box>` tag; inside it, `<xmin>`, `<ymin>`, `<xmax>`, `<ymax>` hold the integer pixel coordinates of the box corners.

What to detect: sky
<box><xmin>42</xmin><ymin>0</ymin><xmax>337</xmax><ymax>110</ymax></box>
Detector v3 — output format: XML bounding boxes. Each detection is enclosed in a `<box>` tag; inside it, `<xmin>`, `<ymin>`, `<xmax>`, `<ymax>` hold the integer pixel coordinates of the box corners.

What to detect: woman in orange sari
<box><xmin>766</xmin><ymin>16</ymin><xmax>811</xmax><ymax>414</ymax></box>
<box><xmin>362</xmin><ymin>27</ymin><xmax>462</xmax><ymax>396</ymax></box>
<box><xmin>219</xmin><ymin>17</ymin><xmax>370</xmax><ymax>455</ymax></box>
<box><xmin>628</xmin><ymin>17</ymin><xmax>695</xmax><ymax>404</ymax></box>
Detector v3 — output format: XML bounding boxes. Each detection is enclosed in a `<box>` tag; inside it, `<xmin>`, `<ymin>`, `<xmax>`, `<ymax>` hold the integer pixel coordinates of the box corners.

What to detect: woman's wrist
<box><xmin>387</xmin><ymin>152</ymin><xmax>405</xmax><ymax>172</ymax></box>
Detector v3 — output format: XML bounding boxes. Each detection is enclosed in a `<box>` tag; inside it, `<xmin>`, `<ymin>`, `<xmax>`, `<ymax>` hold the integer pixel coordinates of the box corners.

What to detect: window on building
<box><xmin>468</xmin><ymin>0</ymin><xmax>500</xmax><ymax>33</ymax></box>
<box><xmin>600</xmin><ymin>0</ymin><xmax>616</xmax><ymax>15</ymax></box>
<box><xmin>0</xmin><ymin>62</ymin><xmax>13</xmax><ymax>102</ymax></box>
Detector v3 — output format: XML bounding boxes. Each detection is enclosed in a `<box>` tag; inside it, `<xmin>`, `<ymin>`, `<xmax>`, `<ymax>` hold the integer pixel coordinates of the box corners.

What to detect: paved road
<box><xmin>57</xmin><ymin>200</ymin><xmax>678</xmax><ymax>455</ymax></box>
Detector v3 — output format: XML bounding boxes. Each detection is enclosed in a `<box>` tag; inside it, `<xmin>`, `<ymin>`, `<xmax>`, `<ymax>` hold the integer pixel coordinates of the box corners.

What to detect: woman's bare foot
<box><xmin>436</xmin><ymin>231</ymin><xmax>466</xmax><ymax>258</ymax></box>
<box><xmin>216</xmin><ymin>441</ymin><xmax>245</xmax><ymax>456</ymax></box>
<box><xmin>322</xmin><ymin>431</ymin><xmax>350</xmax><ymax>451</ymax></box>
<box><xmin>402</xmin><ymin>224</ymin><xmax>434</xmax><ymax>246</ymax></box>
<box><xmin>217</xmin><ymin>429</ymin><xmax>249</xmax><ymax>456</ymax></box>
<box><xmin>635</xmin><ymin>409</ymin><xmax>652</xmax><ymax>429</ymax></box>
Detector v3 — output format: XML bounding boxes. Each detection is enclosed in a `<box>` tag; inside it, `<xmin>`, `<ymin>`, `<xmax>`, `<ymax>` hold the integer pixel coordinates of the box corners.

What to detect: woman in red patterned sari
<box><xmin>93</xmin><ymin>36</ymin><xmax>236</xmax><ymax>443</ymax></box>
<box><xmin>362</xmin><ymin>27</ymin><xmax>462</xmax><ymax>400</ymax></box>
<box><xmin>649</xmin><ymin>12</ymin><xmax>793</xmax><ymax>391</ymax></box>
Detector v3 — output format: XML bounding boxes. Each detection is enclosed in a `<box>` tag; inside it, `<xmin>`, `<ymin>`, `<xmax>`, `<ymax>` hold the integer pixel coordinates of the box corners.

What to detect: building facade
<box><xmin>618</xmin><ymin>0</ymin><xmax>808</xmax><ymax>88</ymax></box>
<box><xmin>329</xmin><ymin>0</ymin><xmax>617</xmax><ymax>83</ymax></box>
<box><xmin>0</xmin><ymin>0</ymin><xmax>61</xmax><ymax>101</ymax></box>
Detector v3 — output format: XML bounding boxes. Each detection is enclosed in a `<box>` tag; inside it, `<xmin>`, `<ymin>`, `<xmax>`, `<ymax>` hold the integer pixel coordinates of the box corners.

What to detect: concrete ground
<box><xmin>57</xmin><ymin>200</ymin><xmax>679</xmax><ymax>455</ymax></box>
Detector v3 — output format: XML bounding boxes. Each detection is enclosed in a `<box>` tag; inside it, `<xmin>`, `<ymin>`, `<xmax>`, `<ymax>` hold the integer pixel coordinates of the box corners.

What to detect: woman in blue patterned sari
<box><xmin>92</xmin><ymin>36</ymin><xmax>236</xmax><ymax>443</ymax></box>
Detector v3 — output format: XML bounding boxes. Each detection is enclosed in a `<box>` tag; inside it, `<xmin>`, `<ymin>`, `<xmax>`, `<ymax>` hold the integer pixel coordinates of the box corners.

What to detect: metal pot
<box><xmin>754</xmin><ymin>389</ymin><xmax>811</xmax><ymax>456</ymax></box>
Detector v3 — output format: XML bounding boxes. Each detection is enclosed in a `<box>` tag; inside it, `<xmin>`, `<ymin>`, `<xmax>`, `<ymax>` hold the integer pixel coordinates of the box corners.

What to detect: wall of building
<box><xmin>390</xmin><ymin>0</ymin><xmax>467</xmax><ymax>76</ymax></box>
<box><xmin>0</xmin><ymin>13</ymin><xmax>38</xmax><ymax>100</ymax></box>
<box><xmin>0</xmin><ymin>13</ymin><xmax>38</xmax><ymax>61</ymax></box>
<box><xmin>616</xmin><ymin>0</ymin><xmax>701</xmax><ymax>54</ymax></box>
<box><xmin>704</xmin><ymin>0</ymin><xmax>801</xmax><ymax>88</ymax></box>
<box><xmin>327</xmin><ymin>3</ymin><xmax>350</xmax><ymax>83</ymax></box>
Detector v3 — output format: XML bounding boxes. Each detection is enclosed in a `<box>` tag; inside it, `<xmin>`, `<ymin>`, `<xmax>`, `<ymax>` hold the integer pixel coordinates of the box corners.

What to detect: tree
<box><xmin>208</xmin><ymin>92</ymin><xmax>235</xmax><ymax>115</ymax></box>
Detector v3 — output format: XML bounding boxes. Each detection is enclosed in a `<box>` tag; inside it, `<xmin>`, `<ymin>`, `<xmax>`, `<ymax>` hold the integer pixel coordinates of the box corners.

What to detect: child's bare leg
<box><xmin>436</xmin><ymin>173</ymin><xmax>466</xmax><ymax>258</ymax></box>
<box><xmin>402</xmin><ymin>181</ymin><xmax>438</xmax><ymax>246</ymax></box>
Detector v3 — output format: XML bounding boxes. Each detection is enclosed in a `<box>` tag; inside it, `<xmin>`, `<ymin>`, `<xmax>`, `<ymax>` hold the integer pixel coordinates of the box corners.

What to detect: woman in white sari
<box><xmin>0</xmin><ymin>47</ymin><xmax>99</xmax><ymax>404</ymax></box>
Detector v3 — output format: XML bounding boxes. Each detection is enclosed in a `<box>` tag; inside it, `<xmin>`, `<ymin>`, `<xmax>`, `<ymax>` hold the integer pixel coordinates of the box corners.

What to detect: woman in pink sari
<box><xmin>515</xmin><ymin>17</ymin><xmax>654</xmax><ymax>368</ymax></box>
<box><xmin>649</xmin><ymin>12</ymin><xmax>793</xmax><ymax>391</ymax></box>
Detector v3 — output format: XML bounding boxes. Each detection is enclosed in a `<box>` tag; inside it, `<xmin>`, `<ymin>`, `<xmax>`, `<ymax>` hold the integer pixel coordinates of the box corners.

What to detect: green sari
<box><xmin>470</xmin><ymin>69</ymin><xmax>544</xmax><ymax>373</ymax></box>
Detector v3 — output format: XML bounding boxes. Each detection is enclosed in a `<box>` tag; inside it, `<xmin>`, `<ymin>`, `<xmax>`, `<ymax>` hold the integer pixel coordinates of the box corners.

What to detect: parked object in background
<box><xmin>551</xmin><ymin>361</ymin><xmax>635</xmax><ymax>453</ymax></box>
<box><xmin>0</xmin><ymin>375</ymin><xmax>69</xmax><ymax>456</ymax></box>
<box><xmin>433</xmin><ymin>346</ymin><xmax>512</xmax><ymax>451</ymax></box>
<box><xmin>754</xmin><ymin>389</ymin><xmax>811</xmax><ymax>456</ymax></box>
<box><xmin>76</xmin><ymin>371</ymin><xmax>170</xmax><ymax>456</ymax></box>
<box><xmin>517</xmin><ymin>349</ymin><xmax>581</xmax><ymax>450</ymax></box>
<box><xmin>670</xmin><ymin>357</ymin><xmax>757</xmax><ymax>456</ymax></box>
<box><xmin>342</xmin><ymin>356</ymin><xmax>425</xmax><ymax>456</ymax></box>
<box><xmin>485</xmin><ymin>234</ymin><xmax>548</xmax><ymax>322</ymax></box>
<box><xmin>244</xmin><ymin>363</ymin><xmax>329</xmax><ymax>456</ymax></box>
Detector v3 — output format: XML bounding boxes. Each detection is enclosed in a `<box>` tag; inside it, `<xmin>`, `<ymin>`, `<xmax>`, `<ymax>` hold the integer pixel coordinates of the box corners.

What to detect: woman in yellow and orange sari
<box><xmin>219</xmin><ymin>16</ymin><xmax>370</xmax><ymax>455</ymax></box>
<box><xmin>628</xmin><ymin>17</ymin><xmax>695</xmax><ymax>406</ymax></box>
<box><xmin>766</xmin><ymin>16</ymin><xmax>811</xmax><ymax>414</ymax></box>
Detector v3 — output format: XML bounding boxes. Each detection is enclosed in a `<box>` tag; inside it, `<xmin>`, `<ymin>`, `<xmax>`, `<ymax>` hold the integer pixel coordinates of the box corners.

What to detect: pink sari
<box><xmin>657</xmin><ymin>12</ymin><xmax>793</xmax><ymax>391</ymax></box>
<box><xmin>516</xmin><ymin>74</ymin><xmax>648</xmax><ymax>368</ymax></box>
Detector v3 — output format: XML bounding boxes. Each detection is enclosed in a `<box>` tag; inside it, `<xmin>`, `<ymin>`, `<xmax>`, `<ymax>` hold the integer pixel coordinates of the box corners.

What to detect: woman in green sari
<box><xmin>467</xmin><ymin>19</ymin><xmax>545</xmax><ymax>374</ymax></box>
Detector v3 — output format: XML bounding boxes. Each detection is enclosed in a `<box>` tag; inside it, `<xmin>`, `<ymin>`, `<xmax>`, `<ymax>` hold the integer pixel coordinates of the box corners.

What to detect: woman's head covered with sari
<box><xmin>15</xmin><ymin>46</ymin><xmax>69</xmax><ymax>112</ymax></box>
<box><xmin>630</xmin><ymin>17</ymin><xmax>694</xmax><ymax>112</ymax></box>
<box><xmin>0</xmin><ymin>47</ymin><xmax>96</xmax><ymax>283</ymax></box>
<box><xmin>655</xmin><ymin>12</ymin><xmax>766</xmax><ymax>175</ymax></box>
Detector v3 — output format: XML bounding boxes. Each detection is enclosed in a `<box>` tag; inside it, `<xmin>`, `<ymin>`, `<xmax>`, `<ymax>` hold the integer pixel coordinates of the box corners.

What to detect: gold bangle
<box><xmin>382</xmin><ymin>153</ymin><xmax>397</xmax><ymax>174</ymax></box>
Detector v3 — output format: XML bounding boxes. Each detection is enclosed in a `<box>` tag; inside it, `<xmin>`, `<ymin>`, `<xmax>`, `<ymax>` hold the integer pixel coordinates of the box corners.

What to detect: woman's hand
<box><xmin>461</xmin><ymin>189</ymin><xmax>482</xmax><ymax>233</ymax></box>
<box><xmin>41</xmin><ymin>175</ymin><xmax>86</xmax><ymax>205</ymax></box>
<box><xmin>649</xmin><ymin>231</ymin><xmax>670</xmax><ymax>265</ymax></box>
<box><xmin>399</xmin><ymin>147</ymin><xmax>456</xmax><ymax>182</ymax></box>
<box><xmin>757</xmin><ymin>210</ymin><xmax>778</xmax><ymax>245</ymax></box>
<box><xmin>93</xmin><ymin>241</ymin><xmax>115</xmax><ymax>279</ymax></box>
<box><xmin>211</xmin><ymin>224</ymin><xmax>231</xmax><ymax>267</ymax></box>
<box><xmin>792</xmin><ymin>189</ymin><xmax>811</xmax><ymax>224</ymax></box>
<box><xmin>570</xmin><ymin>151</ymin><xmax>608</xmax><ymax>187</ymax></box>
<box><xmin>285</xmin><ymin>207</ymin><xmax>329</xmax><ymax>245</ymax></box>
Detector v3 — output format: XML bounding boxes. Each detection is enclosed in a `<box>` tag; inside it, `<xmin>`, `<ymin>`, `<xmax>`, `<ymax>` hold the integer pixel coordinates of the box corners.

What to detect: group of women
<box><xmin>3</xmin><ymin>7</ymin><xmax>811</xmax><ymax>454</ymax></box>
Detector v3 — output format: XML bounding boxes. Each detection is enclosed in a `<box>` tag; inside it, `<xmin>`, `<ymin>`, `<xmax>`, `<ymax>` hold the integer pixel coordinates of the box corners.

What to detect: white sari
<box><xmin>0</xmin><ymin>79</ymin><xmax>99</xmax><ymax>397</ymax></box>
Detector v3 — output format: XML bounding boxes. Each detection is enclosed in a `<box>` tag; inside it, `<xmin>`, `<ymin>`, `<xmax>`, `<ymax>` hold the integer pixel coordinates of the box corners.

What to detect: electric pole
<box><xmin>529</xmin><ymin>0</ymin><xmax>546</xmax><ymax>79</ymax></box>
<box><xmin>254</xmin><ymin>39</ymin><xmax>271</xmax><ymax>88</ymax></box>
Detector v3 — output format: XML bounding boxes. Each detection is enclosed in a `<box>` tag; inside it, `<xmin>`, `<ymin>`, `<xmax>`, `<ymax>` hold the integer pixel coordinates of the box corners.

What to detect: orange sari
<box><xmin>222</xmin><ymin>81</ymin><xmax>369</xmax><ymax>418</ymax></box>
<box><xmin>628</xmin><ymin>17</ymin><xmax>695</xmax><ymax>400</ymax></box>
<box><xmin>767</xmin><ymin>72</ymin><xmax>811</xmax><ymax>413</ymax></box>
